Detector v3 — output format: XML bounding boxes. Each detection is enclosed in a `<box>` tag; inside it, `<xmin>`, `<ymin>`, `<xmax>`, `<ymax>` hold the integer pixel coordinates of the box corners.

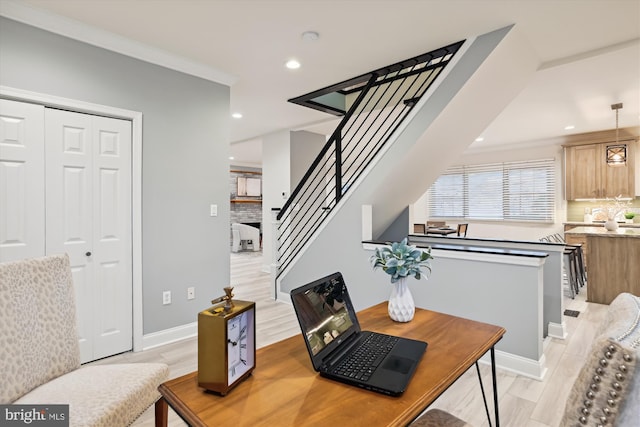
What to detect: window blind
<box><xmin>428</xmin><ymin>159</ymin><xmax>555</xmax><ymax>222</ymax></box>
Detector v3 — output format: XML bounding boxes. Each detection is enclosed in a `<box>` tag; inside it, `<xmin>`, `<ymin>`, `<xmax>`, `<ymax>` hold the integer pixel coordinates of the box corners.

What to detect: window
<box><xmin>428</xmin><ymin>159</ymin><xmax>555</xmax><ymax>222</ymax></box>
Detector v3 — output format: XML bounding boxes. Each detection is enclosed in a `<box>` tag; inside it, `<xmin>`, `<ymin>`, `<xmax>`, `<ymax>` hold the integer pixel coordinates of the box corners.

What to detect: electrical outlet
<box><xmin>162</xmin><ymin>291</ymin><xmax>171</xmax><ymax>305</ymax></box>
<box><xmin>187</xmin><ymin>287</ymin><xmax>195</xmax><ymax>300</ymax></box>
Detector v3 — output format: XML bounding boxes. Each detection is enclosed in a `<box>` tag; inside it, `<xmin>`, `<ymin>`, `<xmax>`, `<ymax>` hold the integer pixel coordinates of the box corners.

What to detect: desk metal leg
<box><xmin>475</xmin><ymin>346</ymin><xmax>500</xmax><ymax>427</ymax></box>
<box><xmin>491</xmin><ymin>346</ymin><xmax>500</xmax><ymax>427</ymax></box>
<box><xmin>475</xmin><ymin>362</ymin><xmax>492</xmax><ymax>427</ymax></box>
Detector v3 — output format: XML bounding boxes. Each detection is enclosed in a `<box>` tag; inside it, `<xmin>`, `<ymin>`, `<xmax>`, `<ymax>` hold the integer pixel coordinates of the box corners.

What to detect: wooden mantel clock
<box><xmin>198</xmin><ymin>287</ymin><xmax>256</xmax><ymax>395</ymax></box>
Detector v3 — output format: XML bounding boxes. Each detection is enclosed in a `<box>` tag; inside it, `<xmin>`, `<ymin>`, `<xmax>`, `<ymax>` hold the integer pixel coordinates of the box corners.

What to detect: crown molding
<box><xmin>0</xmin><ymin>0</ymin><xmax>237</xmax><ymax>86</ymax></box>
<box><xmin>539</xmin><ymin>38</ymin><xmax>640</xmax><ymax>71</ymax></box>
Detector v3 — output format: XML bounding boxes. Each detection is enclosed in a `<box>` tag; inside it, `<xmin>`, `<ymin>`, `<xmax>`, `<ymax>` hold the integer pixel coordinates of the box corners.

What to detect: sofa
<box><xmin>0</xmin><ymin>254</ymin><xmax>169</xmax><ymax>427</ymax></box>
<box><xmin>560</xmin><ymin>292</ymin><xmax>639</xmax><ymax>426</ymax></box>
<box><xmin>231</xmin><ymin>222</ymin><xmax>261</xmax><ymax>252</ymax></box>
<box><xmin>411</xmin><ymin>292</ymin><xmax>640</xmax><ymax>427</ymax></box>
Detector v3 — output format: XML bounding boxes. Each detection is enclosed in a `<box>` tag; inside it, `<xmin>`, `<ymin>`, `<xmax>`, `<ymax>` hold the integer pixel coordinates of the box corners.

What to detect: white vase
<box><xmin>604</xmin><ymin>219</ymin><xmax>619</xmax><ymax>231</ymax></box>
<box><xmin>388</xmin><ymin>278</ymin><xmax>415</xmax><ymax>322</ymax></box>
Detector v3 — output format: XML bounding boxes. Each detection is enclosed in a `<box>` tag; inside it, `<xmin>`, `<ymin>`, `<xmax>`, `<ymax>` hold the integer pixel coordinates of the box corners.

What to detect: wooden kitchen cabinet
<box><xmin>564</xmin><ymin>141</ymin><xmax>635</xmax><ymax>200</ymax></box>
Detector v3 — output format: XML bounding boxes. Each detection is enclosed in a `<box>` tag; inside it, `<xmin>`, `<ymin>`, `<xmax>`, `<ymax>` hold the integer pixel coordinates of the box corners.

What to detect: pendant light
<box><xmin>606</xmin><ymin>103</ymin><xmax>626</xmax><ymax>166</ymax></box>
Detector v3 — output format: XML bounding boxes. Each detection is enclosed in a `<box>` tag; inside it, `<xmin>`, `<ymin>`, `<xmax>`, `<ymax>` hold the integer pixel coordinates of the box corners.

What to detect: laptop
<box><xmin>290</xmin><ymin>272</ymin><xmax>427</xmax><ymax>396</ymax></box>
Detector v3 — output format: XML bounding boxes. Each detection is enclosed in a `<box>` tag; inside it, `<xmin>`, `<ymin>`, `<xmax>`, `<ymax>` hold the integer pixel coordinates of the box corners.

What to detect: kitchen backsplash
<box><xmin>567</xmin><ymin>198</ymin><xmax>639</xmax><ymax>222</ymax></box>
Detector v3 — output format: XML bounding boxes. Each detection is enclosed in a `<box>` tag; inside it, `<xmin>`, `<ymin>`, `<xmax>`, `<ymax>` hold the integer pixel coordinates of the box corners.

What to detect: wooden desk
<box><xmin>426</xmin><ymin>227</ymin><xmax>457</xmax><ymax>236</ymax></box>
<box><xmin>156</xmin><ymin>303</ymin><xmax>505</xmax><ymax>427</ymax></box>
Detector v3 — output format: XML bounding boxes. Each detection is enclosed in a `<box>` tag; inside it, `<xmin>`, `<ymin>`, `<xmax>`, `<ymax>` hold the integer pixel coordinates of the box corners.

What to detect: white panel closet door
<box><xmin>45</xmin><ymin>109</ymin><xmax>132</xmax><ymax>363</ymax></box>
<box><xmin>91</xmin><ymin>115</ymin><xmax>132</xmax><ymax>360</ymax></box>
<box><xmin>0</xmin><ymin>99</ymin><xmax>45</xmax><ymax>262</ymax></box>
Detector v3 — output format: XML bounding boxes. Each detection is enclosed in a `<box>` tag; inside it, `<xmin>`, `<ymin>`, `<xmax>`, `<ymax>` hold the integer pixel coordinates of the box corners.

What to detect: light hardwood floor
<box><xmin>96</xmin><ymin>251</ymin><xmax>605</xmax><ymax>427</ymax></box>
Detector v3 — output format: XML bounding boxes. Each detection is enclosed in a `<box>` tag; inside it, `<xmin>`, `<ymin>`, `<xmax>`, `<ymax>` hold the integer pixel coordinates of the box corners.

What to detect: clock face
<box><xmin>227</xmin><ymin>307</ymin><xmax>255</xmax><ymax>384</ymax></box>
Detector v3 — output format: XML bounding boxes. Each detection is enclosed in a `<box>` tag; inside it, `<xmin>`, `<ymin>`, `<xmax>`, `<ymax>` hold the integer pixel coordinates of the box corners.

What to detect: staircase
<box><xmin>276</xmin><ymin>41</ymin><xmax>465</xmax><ymax>276</ymax></box>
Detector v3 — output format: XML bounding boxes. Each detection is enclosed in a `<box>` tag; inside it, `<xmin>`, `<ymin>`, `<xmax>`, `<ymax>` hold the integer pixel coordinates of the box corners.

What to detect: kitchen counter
<box><xmin>565</xmin><ymin>226</ymin><xmax>640</xmax><ymax>238</ymax></box>
<box><xmin>564</xmin><ymin>221</ymin><xmax>640</xmax><ymax>229</ymax></box>
<box><xmin>565</xmin><ymin>227</ymin><xmax>640</xmax><ymax>304</ymax></box>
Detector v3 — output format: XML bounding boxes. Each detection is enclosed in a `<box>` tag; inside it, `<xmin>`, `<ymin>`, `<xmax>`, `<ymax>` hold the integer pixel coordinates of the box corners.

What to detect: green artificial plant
<box><xmin>370</xmin><ymin>238</ymin><xmax>433</xmax><ymax>283</ymax></box>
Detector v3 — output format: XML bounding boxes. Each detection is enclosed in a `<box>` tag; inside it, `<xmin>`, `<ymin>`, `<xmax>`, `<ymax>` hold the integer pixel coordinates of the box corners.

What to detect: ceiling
<box><xmin>4</xmin><ymin>0</ymin><xmax>639</xmax><ymax>166</ymax></box>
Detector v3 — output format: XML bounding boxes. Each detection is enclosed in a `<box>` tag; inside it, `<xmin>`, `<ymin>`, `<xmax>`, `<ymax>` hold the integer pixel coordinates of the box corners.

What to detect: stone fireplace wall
<box><xmin>230</xmin><ymin>167</ymin><xmax>263</xmax><ymax>247</ymax></box>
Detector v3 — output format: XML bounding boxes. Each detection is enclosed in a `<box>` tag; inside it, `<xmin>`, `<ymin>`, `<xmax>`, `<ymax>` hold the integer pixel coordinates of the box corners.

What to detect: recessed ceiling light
<box><xmin>564</xmin><ymin>125</ymin><xmax>575</xmax><ymax>130</ymax></box>
<box><xmin>229</xmin><ymin>156</ymin><xmax>235</xmax><ymax>160</ymax></box>
<box><xmin>475</xmin><ymin>137</ymin><xmax>484</xmax><ymax>142</ymax></box>
<box><xmin>231</xmin><ymin>112</ymin><xmax>243</xmax><ymax>119</ymax></box>
<box><xmin>286</xmin><ymin>59</ymin><xmax>301</xmax><ymax>70</ymax></box>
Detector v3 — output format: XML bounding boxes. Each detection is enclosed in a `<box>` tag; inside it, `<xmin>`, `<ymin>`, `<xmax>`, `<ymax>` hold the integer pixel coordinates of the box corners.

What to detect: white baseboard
<box><xmin>547</xmin><ymin>321</ymin><xmax>567</xmax><ymax>339</ymax></box>
<box><xmin>142</xmin><ymin>321</ymin><xmax>197</xmax><ymax>351</ymax></box>
<box><xmin>277</xmin><ymin>291</ymin><xmax>292</xmax><ymax>304</ymax></box>
<box><xmin>479</xmin><ymin>350</ymin><xmax>547</xmax><ymax>381</ymax></box>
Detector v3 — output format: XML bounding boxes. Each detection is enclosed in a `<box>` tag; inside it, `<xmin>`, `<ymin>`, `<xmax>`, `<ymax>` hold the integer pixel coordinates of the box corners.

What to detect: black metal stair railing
<box><xmin>276</xmin><ymin>40</ymin><xmax>464</xmax><ymax>276</ymax></box>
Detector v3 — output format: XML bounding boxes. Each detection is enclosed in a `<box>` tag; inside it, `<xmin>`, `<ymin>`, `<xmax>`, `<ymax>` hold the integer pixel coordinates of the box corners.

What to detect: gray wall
<box><xmin>290</xmin><ymin>130</ymin><xmax>326</xmax><ymax>188</ymax></box>
<box><xmin>377</xmin><ymin>207</ymin><xmax>410</xmax><ymax>242</ymax></box>
<box><xmin>0</xmin><ymin>17</ymin><xmax>231</xmax><ymax>334</ymax></box>
<box><xmin>411</xmin><ymin>249</ymin><xmax>545</xmax><ymax>362</ymax></box>
<box><xmin>261</xmin><ymin>130</ymin><xmax>326</xmax><ymax>272</ymax></box>
<box><xmin>412</xmin><ymin>235</ymin><xmax>566</xmax><ymax>338</ymax></box>
<box><xmin>261</xmin><ymin>130</ymin><xmax>291</xmax><ymax>274</ymax></box>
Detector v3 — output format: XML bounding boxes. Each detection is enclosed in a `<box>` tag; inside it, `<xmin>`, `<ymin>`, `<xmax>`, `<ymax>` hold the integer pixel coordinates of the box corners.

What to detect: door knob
<box><xmin>86</xmin><ymin>251</ymin><xmax>92</xmax><ymax>257</ymax></box>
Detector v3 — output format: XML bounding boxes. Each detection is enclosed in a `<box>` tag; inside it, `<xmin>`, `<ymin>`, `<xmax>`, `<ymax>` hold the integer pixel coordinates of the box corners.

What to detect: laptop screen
<box><xmin>291</xmin><ymin>273</ymin><xmax>360</xmax><ymax>365</ymax></box>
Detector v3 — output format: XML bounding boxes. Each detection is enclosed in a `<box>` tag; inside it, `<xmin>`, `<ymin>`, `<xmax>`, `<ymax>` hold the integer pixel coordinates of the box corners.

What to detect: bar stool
<box><xmin>547</xmin><ymin>232</ymin><xmax>588</xmax><ymax>290</ymax></box>
<box><xmin>576</xmin><ymin>244</ymin><xmax>587</xmax><ymax>287</ymax></box>
<box><xmin>541</xmin><ymin>234</ymin><xmax>575</xmax><ymax>298</ymax></box>
<box><xmin>563</xmin><ymin>247</ymin><xmax>580</xmax><ymax>298</ymax></box>
<box><xmin>566</xmin><ymin>244</ymin><xmax>587</xmax><ymax>288</ymax></box>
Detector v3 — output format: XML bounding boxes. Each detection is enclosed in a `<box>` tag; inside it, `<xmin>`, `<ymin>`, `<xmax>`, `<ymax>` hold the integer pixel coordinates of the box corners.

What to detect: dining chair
<box><xmin>456</xmin><ymin>223</ymin><xmax>468</xmax><ymax>237</ymax></box>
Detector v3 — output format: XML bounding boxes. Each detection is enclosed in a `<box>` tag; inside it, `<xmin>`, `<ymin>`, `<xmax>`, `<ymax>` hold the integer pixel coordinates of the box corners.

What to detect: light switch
<box><xmin>210</xmin><ymin>204</ymin><xmax>218</xmax><ymax>217</ymax></box>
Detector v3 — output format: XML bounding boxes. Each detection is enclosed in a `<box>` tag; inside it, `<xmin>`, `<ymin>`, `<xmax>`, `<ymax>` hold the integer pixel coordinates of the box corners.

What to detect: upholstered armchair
<box><xmin>231</xmin><ymin>223</ymin><xmax>261</xmax><ymax>252</ymax></box>
<box><xmin>0</xmin><ymin>254</ymin><xmax>169</xmax><ymax>427</ymax></box>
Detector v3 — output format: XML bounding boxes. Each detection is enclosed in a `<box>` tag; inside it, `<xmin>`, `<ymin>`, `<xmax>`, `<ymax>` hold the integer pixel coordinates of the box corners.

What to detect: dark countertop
<box><xmin>364</xmin><ymin>240</ymin><xmax>548</xmax><ymax>258</ymax></box>
<box><xmin>409</xmin><ymin>234</ymin><xmax>565</xmax><ymax>248</ymax></box>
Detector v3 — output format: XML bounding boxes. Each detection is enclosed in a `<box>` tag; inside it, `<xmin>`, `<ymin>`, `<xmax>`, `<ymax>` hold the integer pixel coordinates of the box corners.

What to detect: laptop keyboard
<box><xmin>332</xmin><ymin>333</ymin><xmax>399</xmax><ymax>382</ymax></box>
